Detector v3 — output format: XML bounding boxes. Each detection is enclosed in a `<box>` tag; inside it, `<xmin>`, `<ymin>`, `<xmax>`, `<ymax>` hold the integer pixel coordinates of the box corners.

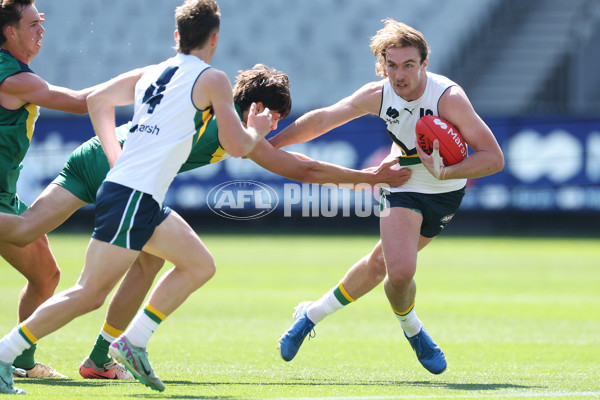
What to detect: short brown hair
<box><xmin>370</xmin><ymin>18</ymin><xmax>430</xmax><ymax>78</ymax></box>
<box><xmin>233</xmin><ymin>64</ymin><xmax>292</xmax><ymax>119</ymax></box>
<box><xmin>174</xmin><ymin>0</ymin><xmax>220</xmax><ymax>54</ymax></box>
<box><xmin>0</xmin><ymin>0</ymin><xmax>34</xmax><ymax>45</ymax></box>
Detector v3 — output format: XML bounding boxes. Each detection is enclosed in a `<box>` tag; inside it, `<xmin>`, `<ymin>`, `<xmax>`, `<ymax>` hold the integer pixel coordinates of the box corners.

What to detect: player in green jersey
<box><xmin>0</xmin><ymin>63</ymin><xmax>411</xmax><ymax>380</ymax></box>
<box><xmin>0</xmin><ymin>0</ymin><xmax>103</xmax><ymax>382</ymax></box>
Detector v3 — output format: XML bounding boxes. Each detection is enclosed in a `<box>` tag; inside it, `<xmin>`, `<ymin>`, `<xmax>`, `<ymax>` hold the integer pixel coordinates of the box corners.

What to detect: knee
<box><xmin>367</xmin><ymin>251</ymin><xmax>387</xmax><ymax>281</ymax></box>
<box><xmin>201</xmin><ymin>258</ymin><xmax>216</xmax><ymax>283</ymax></box>
<box><xmin>190</xmin><ymin>257</ymin><xmax>216</xmax><ymax>289</ymax></box>
<box><xmin>385</xmin><ymin>263</ymin><xmax>416</xmax><ymax>288</ymax></box>
<box><xmin>46</xmin><ymin>266</ymin><xmax>61</xmax><ymax>292</ymax></box>
<box><xmin>24</xmin><ymin>246</ymin><xmax>61</xmax><ymax>294</ymax></box>
<box><xmin>34</xmin><ymin>264</ymin><xmax>61</xmax><ymax>291</ymax></box>
<box><xmin>76</xmin><ymin>288</ymin><xmax>108</xmax><ymax>313</ymax></box>
<box><xmin>82</xmin><ymin>297</ymin><xmax>105</xmax><ymax>313</ymax></box>
<box><xmin>136</xmin><ymin>252</ymin><xmax>166</xmax><ymax>276</ymax></box>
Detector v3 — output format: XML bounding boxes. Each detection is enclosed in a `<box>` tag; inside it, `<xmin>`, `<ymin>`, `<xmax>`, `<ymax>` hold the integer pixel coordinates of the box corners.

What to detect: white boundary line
<box><xmin>259</xmin><ymin>392</ymin><xmax>600</xmax><ymax>400</ymax></box>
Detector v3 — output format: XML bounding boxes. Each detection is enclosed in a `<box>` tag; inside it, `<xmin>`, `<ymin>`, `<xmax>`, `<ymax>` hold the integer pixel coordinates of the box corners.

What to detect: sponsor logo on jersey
<box><xmin>386</xmin><ymin>106</ymin><xmax>400</xmax><ymax>119</ymax></box>
<box><xmin>129</xmin><ymin>124</ymin><xmax>160</xmax><ymax>135</ymax></box>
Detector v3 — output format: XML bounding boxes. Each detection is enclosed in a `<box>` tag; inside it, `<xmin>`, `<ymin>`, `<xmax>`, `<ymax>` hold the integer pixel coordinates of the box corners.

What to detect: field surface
<box><xmin>0</xmin><ymin>233</ymin><xmax>598</xmax><ymax>399</ymax></box>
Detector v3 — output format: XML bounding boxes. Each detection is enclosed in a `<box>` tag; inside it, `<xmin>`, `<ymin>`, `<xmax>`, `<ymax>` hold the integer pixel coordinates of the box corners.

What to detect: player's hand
<box><xmin>416</xmin><ymin>139</ymin><xmax>446</xmax><ymax>180</ymax></box>
<box><xmin>366</xmin><ymin>158</ymin><xmax>412</xmax><ymax>187</ymax></box>
<box><xmin>247</xmin><ymin>102</ymin><xmax>273</xmax><ymax>138</ymax></box>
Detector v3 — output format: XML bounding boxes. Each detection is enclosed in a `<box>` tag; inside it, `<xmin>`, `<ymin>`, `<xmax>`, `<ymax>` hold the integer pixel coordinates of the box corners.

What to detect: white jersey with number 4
<box><xmin>379</xmin><ymin>71</ymin><xmax>467</xmax><ymax>194</ymax></box>
<box><xmin>106</xmin><ymin>53</ymin><xmax>211</xmax><ymax>205</ymax></box>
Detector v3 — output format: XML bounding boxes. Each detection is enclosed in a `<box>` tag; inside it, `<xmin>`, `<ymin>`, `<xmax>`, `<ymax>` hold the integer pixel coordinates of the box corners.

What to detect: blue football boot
<box><xmin>278</xmin><ymin>301</ymin><xmax>315</xmax><ymax>361</ymax></box>
<box><xmin>405</xmin><ymin>327</ymin><xmax>447</xmax><ymax>374</ymax></box>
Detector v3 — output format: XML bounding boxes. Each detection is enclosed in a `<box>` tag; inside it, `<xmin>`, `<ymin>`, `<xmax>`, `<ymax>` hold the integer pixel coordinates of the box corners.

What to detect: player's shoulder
<box><xmin>346</xmin><ymin>79</ymin><xmax>385</xmax><ymax>114</ymax></box>
<box><xmin>0</xmin><ymin>50</ymin><xmax>31</xmax><ymax>71</ymax></box>
<box><xmin>357</xmin><ymin>79</ymin><xmax>385</xmax><ymax>97</ymax></box>
<box><xmin>0</xmin><ymin>51</ymin><xmax>37</xmax><ymax>85</ymax></box>
<box><xmin>194</xmin><ymin>66</ymin><xmax>229</xmax><ymax>90</ymax></box>
<box><xmin>426</xmin><ymin>71</ymin><xmax>457</xmax><ymax>87</ymax></box>
<box><xmin>0</xmin><ymin>66</ymin><xmax>43</xmax><ymax>96</ymax></box>
<box><xmin>439</xmin><ymin>83</ymin><xmax>470</xmax><ymax>112</ymax></box>
<box><xmin>191</xmin><ymin>66</ymin><xmax>231</xmax><ymax>110</ymax></box>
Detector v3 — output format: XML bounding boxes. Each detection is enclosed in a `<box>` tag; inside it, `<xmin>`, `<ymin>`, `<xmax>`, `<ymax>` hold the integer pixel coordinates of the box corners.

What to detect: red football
<box><xmin>415</xmin><ymin>115</ymin><xmax>467</xmax><ymax>166</ymax></box>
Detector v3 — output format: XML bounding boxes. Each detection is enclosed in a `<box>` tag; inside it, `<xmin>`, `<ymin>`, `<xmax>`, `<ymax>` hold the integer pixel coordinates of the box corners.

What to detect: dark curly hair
<box><xmin>233</xmin><ymin>64</ymin><xmax>292</xmax><ymax>119</ymax></box>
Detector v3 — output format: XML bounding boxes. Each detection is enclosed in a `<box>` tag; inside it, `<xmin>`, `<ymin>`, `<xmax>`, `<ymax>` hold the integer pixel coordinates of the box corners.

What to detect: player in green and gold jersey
<box><xmin>0</xmin><ymin>63</ymin><xmax>411</xmax><ymax>380</ymax></box>
<box><xmin>0</xmin><ymin>0</ymin><xmax>102</xmax><ymax>382</ymax></box>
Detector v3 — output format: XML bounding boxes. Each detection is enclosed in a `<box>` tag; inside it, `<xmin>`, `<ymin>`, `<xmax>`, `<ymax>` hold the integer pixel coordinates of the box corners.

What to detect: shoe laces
<box><xmin>293</xmin><ymin>319</ymin><xmax>315</xmax><ymax>344</ymax></box>
<box><xmin>35</xmin><ymin>363</ymin><xmax>51</xmax><ymax>373</ymax></box>
<box><xmin>411</xmin><ymin>334</ymin><xmax>434</xmax><ymax>358</ymax></box>
<box><xmin>104</xmin><ymin>359</ymin><xmax>127</xmax><ymax>373</ymax></box>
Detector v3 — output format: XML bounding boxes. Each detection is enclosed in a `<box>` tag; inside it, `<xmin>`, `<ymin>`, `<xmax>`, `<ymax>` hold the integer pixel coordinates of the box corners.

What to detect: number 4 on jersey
<box><xmin>142</xmin><ymin>66</ymin><xmax>179</xmax><ymax>114</ymax></box>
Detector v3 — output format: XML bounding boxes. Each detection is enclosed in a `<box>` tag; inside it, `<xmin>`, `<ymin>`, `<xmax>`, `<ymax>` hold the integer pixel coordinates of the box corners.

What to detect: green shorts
<box><xmin>52</xmin><ymin>125</ymin><xmax>128</xmax><ymax>204</ymax></box>
<box><xmin>0</xmin><ymin>191</ymin><xmax>28</xmax><ymax>215</ymax></box>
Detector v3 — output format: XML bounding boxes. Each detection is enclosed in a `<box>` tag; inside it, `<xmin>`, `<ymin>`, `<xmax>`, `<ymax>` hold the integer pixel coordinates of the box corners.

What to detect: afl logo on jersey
<box><xmin>207</xmin><ymin>180</ymin><xmax>279</xmax><ymax>220</ymax></box>
<box><xmin>440</xmin><ymin>214</ymin><xmax>455</xmax><ymax>224</ymax></box>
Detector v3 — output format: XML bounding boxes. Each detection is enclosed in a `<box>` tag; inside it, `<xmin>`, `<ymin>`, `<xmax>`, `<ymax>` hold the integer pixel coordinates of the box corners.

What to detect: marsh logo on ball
<box><xmin>207</xmin><ymin>180</ymin><xmax>279</xmax><ymax>220</ymax></box>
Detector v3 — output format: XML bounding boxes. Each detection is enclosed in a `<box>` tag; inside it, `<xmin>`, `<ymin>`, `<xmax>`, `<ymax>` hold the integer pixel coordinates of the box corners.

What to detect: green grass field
<box><xmin>0</xmin><ymin>233</ymin><xmax>598</xmax><ymax>399</ymax></box>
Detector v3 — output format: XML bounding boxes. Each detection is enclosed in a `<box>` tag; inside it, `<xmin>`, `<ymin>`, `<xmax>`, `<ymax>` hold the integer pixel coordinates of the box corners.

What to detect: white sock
<box><xmin>395</xmin><ymin>307</ymin><xmax>423</xmax><ymax>337</ymax></box>
<box><xmin>306</xmin><ymin>287</ymin><xmax>348</xmax><ymax>324</ymax></box>
<box><xmin>0</xmin><ymin>327</ymin><xmax>31</xmax><ymax>364</ymax></box>
<box><xmin>122</xmin><ymin>311</ymin><xmax>160</xmax><ymax>349</ymax></box>
<box><xmin>100</xmin><ymin>329</ymin><xmax>117</xmax><ymax>343</ymax></box>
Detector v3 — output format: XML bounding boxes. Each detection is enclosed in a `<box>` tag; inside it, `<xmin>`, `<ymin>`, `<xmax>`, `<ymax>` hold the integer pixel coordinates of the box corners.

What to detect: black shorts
<box><xmin>92</xmin><ymin>181</ymin><xmax>171</xmax><ymax>250</ymax></box>
<box><xmin>380</xmin><ymin>187</ymin><xmax>466</xmax><ymax>238</ymax></box>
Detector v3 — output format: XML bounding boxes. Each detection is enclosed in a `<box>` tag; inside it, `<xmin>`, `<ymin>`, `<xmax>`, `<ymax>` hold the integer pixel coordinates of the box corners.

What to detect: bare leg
<box><xmin>25</xmin><ymin>239</ymin><xmax>138</xmax><ymax>339</ymax></box>
<box><xmin>0</xmin><ymin>185</ymin><xmax>85</xmax><ymax>247</ymax></box>
<box><xmin>79</xmin><ymin>252</ymin><xmax>166</xmax><ymax>379</ymax></box>
<box><xmin>317</xmin><ymin>235</ymin><xmax>433</xmax><ymax>309</ymax></box>
<box><xmin>141</xmin><ymin>211</ymin><xmax>215</xmax><ymax>316</ymax></box>
<box><xmin>105</xmin><ymin>252</ymin><xmax>165</xmax><ymax>331</ymax></box>
<box><xmin>380</xmin><ymin>207</ymin><xmax>429</xmax><ymax>313</ymax></box>
<box><xmin>0</xmin><ymin>238</ymin><xmax>60</xmax><ymax>323</ymax></box>
<box><xmin>339</xmin><ymin>240</ymin><xmax>387</xmax><ymax>300</ymax></box>
<box><xmin>380</xmin><ymin>207</ymin><xmax>446</xmax><ymax>374</ymax></box>
<box><xmin>0</xmin><ymin>185</ymin><xmax>84</xmax><ymax>374</ymax></box>
<box><xmin>279</xmin><ymin>212</ymin><xmax>437</xmax><ymax>363</ymax></box>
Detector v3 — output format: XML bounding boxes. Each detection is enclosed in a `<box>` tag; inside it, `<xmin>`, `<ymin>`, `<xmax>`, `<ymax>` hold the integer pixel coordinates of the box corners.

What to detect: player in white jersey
<box><xmin>272</xmin><ymin>19</ymin><xmax>504</xmax><ymax>374</ymax></box>
<box><xmin>380</xmin><ymin>72</ymin><xmax>466</xmax><ymax>194</ymax></box>
<box><xmin>103</xmin><ymin>54</ymin><xmax>213</xmax><ymax>206</ymax></box>
<box><xmin>0</xmin><ymin>0</ymin><xmax>272</xmax><ymax>393</ymax></box>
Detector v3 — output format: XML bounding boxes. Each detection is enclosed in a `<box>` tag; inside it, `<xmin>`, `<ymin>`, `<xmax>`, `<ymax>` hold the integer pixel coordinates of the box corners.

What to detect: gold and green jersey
<box><xmin>53</xmin><ymin>104</ymin><xmax>236</xmax><ymax>204</ymax></box>
<box><xmin>0</xmin><ymin>49</ymin><xmax>40</xmax><ymax>194</ymax></box>
<box><xmin>178</xmin><ymin>103</ymin><xmax>235</xmax><ymax>172</ymax></box>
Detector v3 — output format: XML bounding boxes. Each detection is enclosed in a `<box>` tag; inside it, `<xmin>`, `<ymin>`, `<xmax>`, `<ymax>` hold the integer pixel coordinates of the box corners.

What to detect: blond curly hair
<box><xmin>370</xmin><ymin>18</ymin><xmax>430</xmax><ymax>78</ymax></box>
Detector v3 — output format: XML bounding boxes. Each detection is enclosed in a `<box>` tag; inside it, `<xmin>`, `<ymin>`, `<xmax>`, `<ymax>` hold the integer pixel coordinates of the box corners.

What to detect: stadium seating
<box><xmin>32</xmin><ymin>0</ymin><xmax>600</xmax><ymax>116</ymax></box>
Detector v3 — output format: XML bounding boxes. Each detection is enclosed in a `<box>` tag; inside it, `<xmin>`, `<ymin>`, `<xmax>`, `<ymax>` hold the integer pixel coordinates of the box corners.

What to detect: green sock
<box><xmin>13</xmin><ymin>343</ymin><xmax>36</xmax><ymax>370</ymax></box>
<box><xmin>89</xmin><ymin>334</ymin><xmax>112</xmax><ymax>367</ymax></box>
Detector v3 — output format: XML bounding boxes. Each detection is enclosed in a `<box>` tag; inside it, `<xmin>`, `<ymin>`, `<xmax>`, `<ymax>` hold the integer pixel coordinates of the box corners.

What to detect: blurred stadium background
<box><xmin>19</xmin><ymin>0</ymin><xmax>600</xmax><ymax>236</ymax></box>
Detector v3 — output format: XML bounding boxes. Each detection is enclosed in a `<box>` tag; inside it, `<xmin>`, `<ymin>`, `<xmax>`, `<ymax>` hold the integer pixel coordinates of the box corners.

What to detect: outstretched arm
<box><xmin>268</xmin><ymin>81</ymin><xmax>383</xmax><ymax>149</ymax></box>
<box><xmin>0</xmin><ymin>72</ymin><xmax>104</xmax><ymax>114</ymax></box>
<box><xmin>248</xmin><ymin>138</ymin><xmax>411</xmax><ymax>187</ymax></box>
<box><xmin>87</xmin><ymin>69</ymin><xmax>144</xmax><ymax>167</ymax></box>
